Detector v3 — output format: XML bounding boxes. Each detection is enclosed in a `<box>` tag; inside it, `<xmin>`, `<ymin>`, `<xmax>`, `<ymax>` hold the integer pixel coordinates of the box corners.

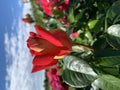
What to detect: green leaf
<box><xmin>75</xmin><ymin>10</ymin><xmax>85</xmax><ymax>22</ymax></box>
<box><xmin>36</xmin><ymin>9</ymin><xmax>44</xmax><ymax>16</ymax></box>
<box><xmin>85</xmin><ymin>30</ymin><xmax>93</xmax><ymax>41</ymax></box>
<box><xmin>94</xmin><ymin>50</ymin><xmax>120</xmax><ymax>57</ymax></box>
<box><xmin>52</xmin><ymin>10</ymin><xmax>64</xmax><ymax>18</ymax></box>
<box><xmin>98</xmin><ymin>2</ymin><xmax>110</xmax><ymax>11</ymax></box>
<box><xmin>106</xmin><ymin>1</ymin><xmax>120</xmax><ymax>24</ymax></box>
<box><xmin>101</xmin><ymin>66</ymin><xmax>119</xmax><ymax>76</ymax></box>
<box><xmin>74</xmin><ymin>37</ymin><xmax>82</xmax><ymax>44</ymax></box>
<box><xmin>107</xmin><ymin>24</ymin><xmax>120</xmax><ymax>37</ymax></box>
<box><xmin>107</xmin><ymin>34</ymin><xmax>120</xmax><ymax>49</ymax></box>
<box><xmin>62</xmin><ymin>55</ymin><xmax>97</xmax><ymax>88</ymax></box>
<box><xmin>63</xmin><ymin>55</ymin><xmax>97</xmax><ymax>76</ymax></box>
<box><xmin>99</xmin><ymin>56</ymin><xmax>120</xmax><ymax>66</ymax></box>
<box><xmin>62</xmin><ymin>69</ymin><xmax>96</xmax><ymax>88</ymax></box>
<box><xmin>88</xmin><ymin>19</ymin><xmax>104</xmax><ymax>37</ymax></box>
<box><xmin>92</xmin><ymin>37</ymin><xmax>106</xmax><ymax>50</ymax></box>
<box><xmin>92</xmin><ymin>74</ymin><xmax>120</xmax><ymax>90</ymax></box>
<box><xmin>68</xmin><ymin>8</ymin><xmax>75</xmax><ymax>23</ymax></box>
<box><xmin>107</xmin><ymin>24</ymin><xmax>120</xmax><ymax>49</ymax></box>
<box><xmin>88</xmin><ymin>20</ymin><xmax>99</xmax><ymax>30</ymax></box>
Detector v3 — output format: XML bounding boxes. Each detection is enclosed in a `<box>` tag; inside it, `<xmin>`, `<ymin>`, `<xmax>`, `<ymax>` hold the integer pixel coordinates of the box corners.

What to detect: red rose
<box><xmin>26</xmin><ymin>25</ymin><xmax>71</xmax><ymax>73</ymax></box>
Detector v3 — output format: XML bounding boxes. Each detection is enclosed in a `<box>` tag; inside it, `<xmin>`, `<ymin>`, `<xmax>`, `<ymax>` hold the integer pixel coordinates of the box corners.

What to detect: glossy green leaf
<box><xmin>63</xmin><ymin>55</ymin><xmax>97</xmax><ymax>76</ymax></box>
<box><xmin>62</xmin><ymin>69</ymin><xmax>96</xmax><ymax>88</ymax></box>
<box><xmin>92</xmin><ymin>74</ymin><xmax>120</xmax><ymax>90</ymax></box>
<box><xmin>99</xmin><ymin>56</ymin><xmax>120</xmax><ymax>66</ymax></box>
<box><xmin>107</xmin><ymin>34</ymin><xmax>120</xmax><ymax>49</ymax></box>
<box><xmin>101</xmin><ymin>66</ymin><xmax>119</xmax><ymax>76</ymax></box>
<box><xmin>107</xmin><ymin>24</ymin><xmax>120</xmax><ymax>37</ymax></box>
<box><xmin>107</xmin><ymin>24</ymin><xmax>120</xmax><ymax>49</ymax></box>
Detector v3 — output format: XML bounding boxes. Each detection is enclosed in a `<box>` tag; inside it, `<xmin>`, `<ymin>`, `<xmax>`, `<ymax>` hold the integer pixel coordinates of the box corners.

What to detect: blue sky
<box><xmin>0</xmin><ymin>0</ymin><xmax>45</xmax><ymax>90</ymax></box>
<box><xmin>0</xmin><ymin>0</ymin><xmax>19</xmax><ymax>89</ymax></box>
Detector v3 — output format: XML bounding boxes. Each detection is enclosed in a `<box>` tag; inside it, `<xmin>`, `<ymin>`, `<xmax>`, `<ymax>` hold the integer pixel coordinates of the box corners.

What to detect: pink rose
<box><xmin>34</xmin><ymin>0</ymin><xmax>70</xmax><ymax>16</ymax></box>
<box><xmin>71</xmin><ymin>32</ymin><xmax>79</xmax><ymax>38</ymax></box>
<box><xmin>47</xmin><ymin>67</ymin><xmax>69</xmax><ymax>90</ymax></box>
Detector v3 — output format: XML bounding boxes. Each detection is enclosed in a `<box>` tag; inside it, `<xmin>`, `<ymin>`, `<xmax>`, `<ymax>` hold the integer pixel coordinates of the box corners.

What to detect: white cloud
<box><xmin>18</xmin><ymin>0</ymin><xmax>30</xmax><ymax>7</ymax></box>
<box><xmin>5</xmin><ymin>4</ymin><xmax>45</xmax><ymax>90</ymax></box>
<box><xmin>22</xmin><ymin>2</ymin><xmax>32</xmax><ymax>16</ymax></box>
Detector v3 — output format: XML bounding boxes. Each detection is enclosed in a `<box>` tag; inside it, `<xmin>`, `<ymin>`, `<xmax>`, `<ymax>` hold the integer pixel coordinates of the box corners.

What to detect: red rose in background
<box><xmin>54</xmin><ymin>0</ymin><xmax>69</xmax><ymax>10</ymax></box>
<box><xmin>27</xmin><ymin>25</ymin><xmax>71</xmax><ymax>73</ymax></box>
<box><xmin>47</xmin><ymin>67</ymin><xmax>69</xmax><ymax>90</ymax></box>
<box><xmin>34</xmin><ymin>0</ymin><xmax>69</xmax><ymax>16</ymax></box>
<box><xmin>71</xmin><ymin>32</ymin><xmax>79</xmax><ymax>38</ymax></box>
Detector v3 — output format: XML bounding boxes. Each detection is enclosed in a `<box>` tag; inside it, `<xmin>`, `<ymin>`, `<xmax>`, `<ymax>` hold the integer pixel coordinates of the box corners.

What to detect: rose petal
<box><xmin>32</xmin><ymin>59</ymin><xmax>58</xmax><ymax>73</ymax></box>
<box><xmin>51</xmin><ymin>30</ymin><xmax>72</xmax><ymax>50</ymax></box>
<box><xmin>57</xmin><ymin>49</ymin><xmax>70</xmax><ymax>56</ymax></box>
<box><xmin>32</xmin><ymin>55</ymin><xmax>55</xmax><ymax>65</ymax></box>
<box><xmin>34</xmin><ymin>25</ymin><xmax>63</xmax><ymax>47</ymax></box>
